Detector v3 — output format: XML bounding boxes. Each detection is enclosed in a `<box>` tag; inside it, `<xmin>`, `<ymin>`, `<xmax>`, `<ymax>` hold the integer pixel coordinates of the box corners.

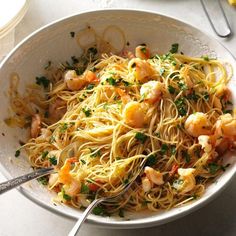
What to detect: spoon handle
<box><xmin>68</xmin><ymin>198</ymin><xmax>104</xmax><ymax>236</ymax></box>
<box><xmin>0</xmin><ymin>167</ymin><xmax>54</xmax><ymax>194</ymax></box>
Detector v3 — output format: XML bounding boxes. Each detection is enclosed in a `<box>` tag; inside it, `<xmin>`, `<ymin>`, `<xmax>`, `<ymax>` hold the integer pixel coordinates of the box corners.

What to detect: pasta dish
<box><xmin>7</xmin><ymin>28</ymin><xmax>236</xmax><ymax>217</ymax></box>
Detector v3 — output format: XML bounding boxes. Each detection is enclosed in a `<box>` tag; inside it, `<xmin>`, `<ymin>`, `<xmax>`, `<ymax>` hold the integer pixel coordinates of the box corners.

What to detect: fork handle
<box><xmin>68</xmin><ymin>198</ymin><xmax>104</xmax><ymax>236</ymax></box>
<box><xmin>0</xmin><ymin>167</ymin><xmax>54</xmax><ymax>194</ymax></box>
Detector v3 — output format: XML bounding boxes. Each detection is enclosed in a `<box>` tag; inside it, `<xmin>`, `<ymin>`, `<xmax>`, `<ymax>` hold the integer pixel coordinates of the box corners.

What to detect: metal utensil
<box><xmin>0</xmin><ymin>167</ymin><xmax>54</xmax><ymax>194</ymax></box>
<box><xmin>200</xmin><ymin>0</ymin><xmax>232</xmax><ymax>38</ymax></box>
<box><xmin>68</xmin><ymin>157</ymin><xmax>147</xmax><ymax>236</ymax></box>
<box><xmin>0</xmin><ymin>142</ymin><xmax>77</xmax><ymax>194</ymax></box>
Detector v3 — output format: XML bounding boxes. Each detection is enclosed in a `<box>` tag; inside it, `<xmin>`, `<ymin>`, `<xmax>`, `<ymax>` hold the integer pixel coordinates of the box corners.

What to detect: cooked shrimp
<box><xmin>30</xmin><ymin>114</ymin><xmax>41</xmax><ymax>138</ymax></box>
<box><xmin>48</xmin><ymin>98</ymin><xmax>66</xmax><ymax>121</ymax></box>
<box><xmin>63</xmin><ymin>178</ymin><xmax>81</xmax><ymax>197</ymax></box>
<box><xmin>174</xmin><ymin>168</ymin><xmax>196</xmax><ymax>194</ymax></box>
<box><xmin>115</xmin><ymin>88</ymin><xmax>131</xmax><ymax>104</ymax></box>
<box><xmin>142</xmin><ymin>176</ymin><xmax>152</xmax><ymax>192</ymax></box>
<box><xmin>217</xmin><ymin>113</ymin><xmax>236</xmax><ymax>137</ymax></box>
<box><xmin>128</xmin><ymin>58</ymin><xmax>154</xmax><ymax>83</ymax></box>
<box><xmin>140</xmin><ymin>80</ymin><xmax>164</xmax><ymax>104</ymax></box>
<box><xmin>185</xmin><ymin>112</ymin><xmax>212</xmax><ymax>137</ymax></box>
<box><xmin>58</xmin><ymin>157</ymin><xmax>77</xmax><ymax>184</ymax></box>
<box><xmin>123</xmin><ymin>101</ymin><xmax>146</xmax><ymax>128</ymax></box>
<box><xmin>37</xmin><ymin>128</ymin><xmax>52</xmax><ymax>142</ymax></box>
<box><xmin>135</xmin><ymin>45</ymin><xmax>151</xmax><ymax>60</ymax></box>
<box><xmin>64</xmin><ymin>70</ymin><xmax>87</xmax><ymax>91</ymax></box>
<box><xmin>144</xmin><ymin>166</ymin><xmax>164</xmax><ymax>185</ymax></box>
<box><xmin>64</xmin><ymin>70</ymin><xmax>99</xmax><ymax>91</ymax></box>
<box><xmin>198</xmin><ymin>135</ymin><xmax>212</xmax><ymax>153</ymax></box>
<box><xmin>215</xmin><ymin>84</ymin><xmax>231</xmax><ymax>100</ymax></box>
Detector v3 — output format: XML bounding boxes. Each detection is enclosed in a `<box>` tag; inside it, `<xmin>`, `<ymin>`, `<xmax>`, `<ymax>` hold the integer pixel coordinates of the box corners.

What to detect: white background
<box><xmin>1</xmin><ymin>0</ymin><xmax>236</xmax><ymax>235</ymax></box>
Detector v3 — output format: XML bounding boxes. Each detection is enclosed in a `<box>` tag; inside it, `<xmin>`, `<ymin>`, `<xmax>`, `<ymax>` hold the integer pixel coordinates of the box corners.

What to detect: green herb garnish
<box><xmin>201</xmin><ymin>55</ymin><xmax>209</xmax><ymax>61</ymax></box>
<box><xmin>82</xmin><ymin>108</ymin><xmax>92</xmax><ymax>117</ymax></box>
<box><xmin>182</xmin><ymin>150</ymin><xmax>191</xmax><ymax>163</ymax></box>
<box><xmin>135</xmin><ymin>132</ymin><xmax>148</xmax><ymax>144</ymax></box>
<box><xmin>146</xmin><ymin>154</ymin><xmax>157</xmax><ymax>167</ymax></box>
<box><xmin>93</xmin><ymin>206</ymin><xmax>105</xmax><ymax>215</ymax></box>
<box><xmin>208</xmin><ymin>163</ymin><xmax>220</xmax><ymax>174</ymax></box>
<box><xmin>119</xmin><ymin>208</ymin><xmax>125</xmax><ymax>218</ymax></box>
<box><xmin>175</xmin><ymin>97</ymin><xmax>187</xmax><ymax>116</ymax></box>
<box><xmin>36</xmin><ymin>76</ymin><xmax>50</xmax><ymax>88</ymax></box>
<box><xmin>49</xmin><ymin>156</ymin><xmax>57</xmax><ymax>165</ymax></box>
<box><xmin>15</xmin><ymin>150</ymin><xmax>20</xmax><ymax>157</ymax></box>
<box><xmin>168</xmin><ymin>85</ymin><xmax>176</xmax><ymax>94</ymax></box>
<box><xmin>44</xmin><ymin>61</ymin><xmax>51</xmax><ymax>70</ymax></box>
<box><xmin>171</xmin><ymin>146</ymin><xmax>177</xmax><ymax>155</ymax></box>
<box><xmin>90</xmin><ymin>149</ymin><xmax>101</xmax><ymax>158</ymax></box>
<box><xmin>86</xmin><ymin>84</ymin><xmax>95</xmax><ymax>90</ymax></box>
<box><xmin>37</xmin><ymin>176</ymin><xmax>48</xmax><ymax>185</ymax></box>
<box><xmin>41</xmin><ymin>151</ymin><xmax>49</xmax><ymax>160</ymax></box>
<box><xmin>178</xmin><ymin>81</ymin><xmax>188</xmax><ymax>91</ymax></box>
<box><xmin>60</xmin><ymin>123</ymin><xmax>68</xmax><ymax>133</ymax></box>
<box><xmin>170</xmin><ymin>43</ymin><xmax>179</xmax><ymax>53</ymax></box>
<box><xmin>106</xmin><ymin>77</ymin><xmax>117</xmax><ymax>86</ymax></box>
<box><xmin>160</xmin><ymin>144</ymin><xmax>168</xmax><ymax>155</ymax></box>
<box><xmin>70</xmin><ymin>31</ymin><xmax>75</xmax><ymax>38</ymax></box>
<box><xmin>81</xmin><ymin>183</ymin><xmax>90</xmax><ymax>194</ymax></box>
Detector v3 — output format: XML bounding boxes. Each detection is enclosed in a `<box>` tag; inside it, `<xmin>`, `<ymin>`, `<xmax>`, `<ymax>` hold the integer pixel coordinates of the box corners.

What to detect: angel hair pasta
<box><xmin>7</xmin><ymin>30</ymin><xmax>236</xmax><ymax>216</ymax></box>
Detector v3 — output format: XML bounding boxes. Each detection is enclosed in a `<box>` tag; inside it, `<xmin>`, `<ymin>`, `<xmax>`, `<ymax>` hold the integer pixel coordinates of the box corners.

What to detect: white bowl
<box><xmin>0</xmin><ymin>9</ymin><xmax>236</xmax><ymax>229</ymax></box>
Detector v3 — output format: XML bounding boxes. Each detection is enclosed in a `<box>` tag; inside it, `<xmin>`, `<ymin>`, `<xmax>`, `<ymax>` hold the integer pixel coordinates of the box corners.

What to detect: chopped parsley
<box><xmin>160</xmin><ymin>144</ymin><xmax>168</xmax><ymax>155</ymax></box>
<box><xmin>201</xmin><ymin>55</ymin><xmax>209</xmax><ymax>61</ymax></box>
<box><xmin>87</xmin><ymin>47</ymin><xmax>98</xmax><ymax>56</ymax></box>
<box><xmin>15</xmin><ymin>150</ymin><xmax>20</xmax><ymax>157</ymax></box>
<box><xmin>203</xmin><ymin>92</ymin><xmax>210</xmax><ymax>101</ymax></box>
<box><xmin>208</xmin><ymin>163</ymin><xmax>220</xmax><ymax>174</ymax></box>
<box><xmin>81</xmin><ymin>159</ymin><xmax>86</xmax><ymax>165</ymax></box>
<box><xmin>90</xmin><ymin>149</ymin><xmax>101</xmax><ymax>158</ymax></box>
<box><xmin>49</xmin><ymin>156</ymin><xmax>57</xmax><ymax>165</ymax></box>
<box><xmin>168</xmin><ymin>85</ymin><xmax>176</xmax><ymax>94</ymax></box>
<box><xmin>37</xmin><ymin>176</ymin><xmax>48</xmax><ymax>185</ymax></box>
<box><xmin>177</xmin><ymin>81</ymin><xmax>188</xmax><ymax>91</ymax></box>
<box><xmin>36</xmin><ymin>76</ymin><xmax>50</xmax><ymax>88</ymax></box>
<box><xmin>60</xmin><ymin>123</ymin><xmax>68</xmax><ymax>133</ymax></box>
<box><xmin>174</xmin><ymin>97</ymin><xmax>187</xmax><ymax>116</ymax></box>
<box><xmin>62</xmin><ymin>190</ymin><xmax>72</xmax><ymax>201</ymax></box>
<box><xmin>160</xmin><ymin>68</ymin><xmax>165</xmax><ymax>76</ymax></box>
<box><xmin>135</xmin><ymin>132</ymin><xmax>148</xmax><ymax>144</ymax></box>
<box><xmin>93</xmin><ymin>206</ymin><xmax>105</xmax><ymax>215</ymax></box>
<box><xmin>186</xmin><ymin>91</ymin><xmax>199</xmax><ymax>102</ymax></box>
<box><xmin>170</xmin><ymin>43</ymin><xmax>179</xmax><ymax>54</ymax></box>
<box><xmin>82</xmin><ymin>108</ymin><xmax>92</xmax><ymax>117</ymax></box>
<box><xmin>81</xmin><ymin>183</ymin><xmax>90</xmax><ymax>194</ymax></box>
<box><xmin>119</xmin><ymin>208</ymin><xmax>125</xmax><ymax>218</ymax></box>
<box><xmin>71</xmin><ymin>56</ymin><xmax>79</xmax><ymax>64</ymax></box>
<box><xmin>86</xmin><ymin>83</ymin><xmax>95</xmax><ymax>90</ymax></box>
<box><xmin>182</xmin><ymin>150</ymin><xmax>191</xmax><ymax>163</ymax></box>
<box><xmin>106</xmin><ymin>77</ymin><xmax>117</xmax><ymax>86</ymax></box>
<box><xmin>41</xmin><ymin>151</ymin><xmax>49</xmax><ymax>160</ymax></box>
<box><xmin>70</xmin><ymin>31</ymin><xmax>75</xmax><ymax>38</ymax></box>
<box><xmin>44</xmin><ymin>61</ymin><xmax>51</xmax><ymax>70</ymax></box>
<box><xmin>122</xmin><ymin>80</ymin><xmax>130</xmax><ymax>86</ymax></box>
<box><xmin>146</xmin><ymin>154</ymin><xmax>157</xmax><ymax>167</ymax></box>
<box><xmin>170</xmin><ymin>146</ymin><xmax>177</xmax><ymax>155</ymax></box>
<box><xmin>140</xmin><ymin>47</ymin><xmax>147</xmax><ymax>54</ymax></box>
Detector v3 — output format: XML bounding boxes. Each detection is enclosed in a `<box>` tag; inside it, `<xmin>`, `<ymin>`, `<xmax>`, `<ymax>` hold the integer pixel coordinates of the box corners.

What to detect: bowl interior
<box><xmin>0</xmin><ymin>9</ymin><xmax>236</xmax><ymax>228</ymax></box>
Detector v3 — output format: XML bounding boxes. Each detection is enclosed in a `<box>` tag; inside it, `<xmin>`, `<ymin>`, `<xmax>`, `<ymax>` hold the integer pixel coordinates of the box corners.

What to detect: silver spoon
<box><xmin>68</xmin><ymin>157</ymin><xmax>147</xmax><ymax>236</ymax></box>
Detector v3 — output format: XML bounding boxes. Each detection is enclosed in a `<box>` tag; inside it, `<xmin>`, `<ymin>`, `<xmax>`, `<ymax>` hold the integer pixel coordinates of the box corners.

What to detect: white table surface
<box><xmin>1</xmin><ymin>0</ymin><xmax>236</xmax><ymax>235</ymax></box>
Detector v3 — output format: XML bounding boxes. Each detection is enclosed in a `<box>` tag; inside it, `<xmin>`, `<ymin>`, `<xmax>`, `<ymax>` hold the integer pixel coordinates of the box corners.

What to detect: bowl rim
<box><xmin>0</xmin><ymin>8</ymin><xmax>236</xmax><ymax>229</ymax></box>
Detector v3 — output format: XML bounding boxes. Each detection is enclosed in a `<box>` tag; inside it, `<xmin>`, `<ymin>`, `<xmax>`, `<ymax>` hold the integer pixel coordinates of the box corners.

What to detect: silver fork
<box><xmin>68</xmin><ymin>157</ymin><xmax>147</xmax><ymax>236</ymax></box>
